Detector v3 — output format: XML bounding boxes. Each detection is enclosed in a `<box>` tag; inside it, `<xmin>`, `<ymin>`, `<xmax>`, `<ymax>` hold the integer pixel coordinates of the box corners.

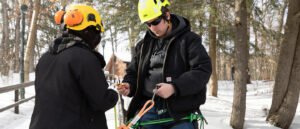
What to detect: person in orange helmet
<box><xmin>29</xmin><ymin>4</ymin><xmax>118</xmax><ymax>129</ymax></box>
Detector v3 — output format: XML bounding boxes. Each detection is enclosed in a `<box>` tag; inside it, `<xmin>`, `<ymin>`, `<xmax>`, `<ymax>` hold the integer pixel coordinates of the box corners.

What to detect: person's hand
<box><xmin>117</xmin><ymin>83</ymin><xmax>130</xmax><ymax>96</ymax></box>
<box><xmin>153</xmin><ymin>83</ymin><xmax>175</xmax><ymax>99</ymax></box>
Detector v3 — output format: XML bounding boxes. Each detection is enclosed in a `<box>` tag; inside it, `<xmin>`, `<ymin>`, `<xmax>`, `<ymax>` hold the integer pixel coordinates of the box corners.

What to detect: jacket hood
<box><xmin>49</xmin><ymin>32</ymin><xmax>106</xmax><ymax>68</ymax></box>
<box><xmin>50</xmin><ymin>33</ymin><xmax>87</xmax><ymax>54</ymax></box>
<box><xmin>147</xmin><ymin>14</ymin><xmax>191</xmax><ymax>40</ymax></box>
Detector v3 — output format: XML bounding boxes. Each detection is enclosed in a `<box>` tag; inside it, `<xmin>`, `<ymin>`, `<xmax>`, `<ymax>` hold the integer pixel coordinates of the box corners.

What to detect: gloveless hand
<box><xmin>153</xmin><ymin>83</ymin><xmax>175</xmax><ymax>99</ymax></box>
<box><xmin>117</xmin><ymin>83</ymin><xmax>130</xmax><ymax>96</ymax></box>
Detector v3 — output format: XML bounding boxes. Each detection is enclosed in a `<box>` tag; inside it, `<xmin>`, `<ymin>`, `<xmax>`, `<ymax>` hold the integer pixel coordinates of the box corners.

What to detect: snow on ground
<box><xmin>0</xmin><ymin>73</ymin><xmax>299</xmax><ymax>129</ymax></box>
<box><xmin>0</xmin><ymin>73</ymin><xmax>35</xmax><ymax>129</ymax></box>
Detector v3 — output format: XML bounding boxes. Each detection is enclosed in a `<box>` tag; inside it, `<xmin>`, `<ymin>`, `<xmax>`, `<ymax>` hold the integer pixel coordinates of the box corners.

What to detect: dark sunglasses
<box><xmin>146</xmin><ymin>16</ymin><xmax>163</xmax><ymax>27</ymax></box>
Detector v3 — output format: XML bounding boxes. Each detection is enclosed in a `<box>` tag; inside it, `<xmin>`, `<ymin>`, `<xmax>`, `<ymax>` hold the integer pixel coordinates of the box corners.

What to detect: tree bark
<box><xmin>226</xmin><ymin>58</ymin><xmax>231</xmax><ymax>80</ymax></box>
<box><xmin>1</xmin><ymin>0</ymin><xmax>10</xmax><ymax>75</ymax></box>
<box><xmin>277</xmin><ymin>0</ymin><xmax>288</xmax><ymax>35</ymax></box>
<box><xmin>198</xmin><ymin>17</ymin><xmax>203</xmax><ymax>40</ymax></box>
<box><xmin>230</xmin><ymin>0</ymin><xmax>248</xmax><ymax>128</ymax></box>
<box><xmin>24</xmin><ymin>0</ymin><xmax>40</xmax><ymax>82</ymax></box>
<box><xmin>273</xmin><ymin>0</ymin><xmax>288</xmax><ymax>80</ymax></box>
<box><xmin>209</xmin><ymin>0</ymin><xmax>218</xmax><ymax>97</ymax></box>
<box><xmin>128</xmin><ymin>26</ymin><xmax>135</xmax><ymax>58</ymax></box>
<box><xmin>246</xmin><ymin>0</ymin><xmax>251</xmax><ymax>83</ymax></box>
<box><xmin>266</xmin><ymin>0</ymin><xmax>300</xmax><ymax>128</ymax></box>
<box><xmin>14</xmin><ymin>0</ymin><xmax>21</xmax><ymax>73</ymax></box>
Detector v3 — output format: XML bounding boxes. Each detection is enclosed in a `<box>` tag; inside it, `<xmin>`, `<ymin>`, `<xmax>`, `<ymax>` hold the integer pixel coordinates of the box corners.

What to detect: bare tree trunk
<box><xmin>230</xmin><ymin>0</ymin><xmax>248</xmax><ymax>128</ymax></box>
<box><xmin>218</xmin><ymin>56</ymin><xmax>222</xmax><ymax>80</ymax></box>
<box><xmin>272</xmin><ymin>0</ymin><xmax>288</xmax><ymax>80</ymax></box>
<box><xmin>258</xmin><ymin>0</ymin><xmax>267</xmax><ymax>80</ymax></box>
<box><xmin>114</xmin><ymin>26</ymin><xmax>118</xmax><ymax>52</ymax></box>
<box><xmin>120</xmin><ymin>95</ymin><xmax>127</xmax><ymax>123</ymax></box>
<box><xmin>1</xmin><ymin>0</ymin><xmax>10</xmax><ymax>75</ymax></box>
<box><xmin>128</xmin><ymin>25</ymin><xmax>135</xmax><ymax>57</ymax></box>
<box><xmin>29</xmin><ymin>48</ymin><xmax>35</xmax><ymax>72</ymax></box>
<box><xmin>277</xmin><ymin>0</ymin><xmax>288</xmax><ymax>36</ymax></box>
<box><xmin>221</xmin><ymin>54</ymin><xmax>227</xmax><ymax>80</ymax></box>
<box><xmin>246</xmin><ymin>0</ymin><xmax>251</xmax><ymax>83</ymax></box>
<box><xmin>198</xmin><ymin>7</ymin><xmax>205</xmax><ymax>39</ymax></box>
<box><xmin>259</xmin><ymin>34</ymin><xmax>266</xmax><ymax>80</ymax></box>
<box><xmin>266</xmin><ymin>0</ymin><xmax>300</xmax><ymax>128</ymax></box>
<box><xmin>26</xmin><ymin>0</ymin><xmax>33</xmax><ymax>35</ymax></box>
<box><xmin>24</xmin><ymin>0</ymin><xmax>40</xmax><ymax>82</ymax></box>
<box><xmin>13</xmin><ymin>0</ymin><xmax>20</xmax><ymax>109</ymax></box>
<box><xmin>14</xmin><ymin>0</ymin><xmax>21</xmax><ymax>73</ymax></box>
<box><xmin>198</xmin><ymin>17</ymin><xmax>203</xmax><ymax>39</ymax></box>
<box><xmin>253</xmin><ymin>20</ymin><xmax>259</xmax><ymax>80</ymax></box>
<box><xmin>226</xmin><ymin>58</ymin><xmax>231</xmax><ymax>80</ymax></box>
<box><xmin>0</xmin><ymin>2</ymin><xmax>2</xmax><ymax>75</ymax></box>
<box><xmin>209</xmin><ymin>0</ymin><xmax>218</xmax><ymax>97</ymax></box>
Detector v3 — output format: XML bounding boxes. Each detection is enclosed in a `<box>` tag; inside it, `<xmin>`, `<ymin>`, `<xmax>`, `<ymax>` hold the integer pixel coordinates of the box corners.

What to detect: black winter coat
<box><xmin>29</xmin><ymin>35</ymin><xmax>118</xmax><ymax>129</ymax></box>
<box><xmin>123</xmin><ymin>14</ymin><xmax>212</xmax><ymax>121</ymax></box>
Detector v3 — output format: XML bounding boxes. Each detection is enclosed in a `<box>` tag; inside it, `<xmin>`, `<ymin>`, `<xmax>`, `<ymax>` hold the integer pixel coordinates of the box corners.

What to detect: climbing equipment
<box><xmin>132</xmin><ymin>112</ymin><xmax>207</xmax><ymax>129</ymax></box>
<box><xmin>118</xmin><ymin>84</ymin><xmax>207</xmax><ymax>129</ymax></box>
<box><xmin>118</xmin><ymin>86</ymin><xmax>158</xmax><ymax>129</ymax></box>
<box><xmin>118</xmin><ymin>100</ymin><xmax>155</xmax><ymax>129</ymax></box>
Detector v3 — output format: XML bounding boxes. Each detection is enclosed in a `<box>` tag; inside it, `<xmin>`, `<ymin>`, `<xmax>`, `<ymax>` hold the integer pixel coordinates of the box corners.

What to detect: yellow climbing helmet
<box><xmin>138</xmin><ymin>0</ymin><xmax>170</xmax><ymax>23</ymax></box>
<box><xmin>55</xmin><ymin>4</ymin><xmax>104</xmax><ymax>32</ymax></box>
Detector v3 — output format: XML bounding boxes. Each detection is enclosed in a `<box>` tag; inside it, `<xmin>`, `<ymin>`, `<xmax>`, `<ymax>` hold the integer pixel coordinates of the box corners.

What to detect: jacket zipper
<box><xmin>134</xmin><ymin>44</ymin><xmax>144</xmax><ymax>97</ymax></box>
<box><xmin>162</xmin><ymin>37</ymin><xmax>176</xmax><ymax>116</ymax></box>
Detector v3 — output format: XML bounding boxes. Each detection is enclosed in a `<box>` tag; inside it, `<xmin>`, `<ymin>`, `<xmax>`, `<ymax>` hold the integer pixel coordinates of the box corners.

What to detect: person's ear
<box><xmin>166</xmin><ymin>12</ymin><xmax>171</xmax><ymax>20</ymax></box>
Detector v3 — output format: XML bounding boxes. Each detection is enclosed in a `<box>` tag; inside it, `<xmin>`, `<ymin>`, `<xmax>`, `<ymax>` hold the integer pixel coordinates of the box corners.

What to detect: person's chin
<box><xmin>155</xmin><ymin>33</ymin><xmax>162</xmax><ymax>37</ymax></box>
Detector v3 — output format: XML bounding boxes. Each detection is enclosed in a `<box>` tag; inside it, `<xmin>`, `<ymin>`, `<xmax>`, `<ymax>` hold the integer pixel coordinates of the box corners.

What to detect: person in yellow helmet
<box><xmin>29</xmin><ymin>4</ymin><xmax>118</xmax><ymax>129</ymax></box>
<box><xmin>117</xmin><ymin>0</ymin><xmax>212</xmax><ymax>129</ymax></box>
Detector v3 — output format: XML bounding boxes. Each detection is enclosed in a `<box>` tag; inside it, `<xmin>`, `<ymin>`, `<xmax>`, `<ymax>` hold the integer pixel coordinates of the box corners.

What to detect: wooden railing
<box><xmin>0</xmin><ymin>74</ymin><xmax>120</xmax><ymax>114</ymax></box>
<box><xmin>0</xmin><ymin>81</ymin><xmax>35</xmax><ymax>114</ymax></box>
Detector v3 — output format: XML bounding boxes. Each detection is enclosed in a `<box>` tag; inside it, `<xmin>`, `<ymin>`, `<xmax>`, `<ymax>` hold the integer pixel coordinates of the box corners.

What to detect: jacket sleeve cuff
<box><xmin>171</xmin><ymin>83</ymin><xmax>179</xmax><ymax>97</ymax></box>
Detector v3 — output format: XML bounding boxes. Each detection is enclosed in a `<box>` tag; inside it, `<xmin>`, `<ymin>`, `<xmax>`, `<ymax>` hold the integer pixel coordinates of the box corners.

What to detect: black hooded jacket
<box><xmin>123</xmin><ymin>14</ymin><xmax>212</xmax><ymax>121</ymax></box>
<box><xmin>29</xmin><ymin>34</ymin><xmax>118</xmax><ymax>129</ymax></box>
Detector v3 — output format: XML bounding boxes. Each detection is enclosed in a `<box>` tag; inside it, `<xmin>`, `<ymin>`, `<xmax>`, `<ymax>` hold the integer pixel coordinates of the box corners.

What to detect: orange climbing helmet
<box><xmin>54</xmin><ymin>4</ymin><xmax>104</xmax><ymax>32</ymax></box>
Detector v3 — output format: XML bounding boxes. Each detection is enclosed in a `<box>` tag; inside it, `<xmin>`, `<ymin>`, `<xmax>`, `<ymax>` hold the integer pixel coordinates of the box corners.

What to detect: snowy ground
<box><xmin>0</xmin><ymin>73</ymin><xmax>299</xmax><ymax>129</ymax></box>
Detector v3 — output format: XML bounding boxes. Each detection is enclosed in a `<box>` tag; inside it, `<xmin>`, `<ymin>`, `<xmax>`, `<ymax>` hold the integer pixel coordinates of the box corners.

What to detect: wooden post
<box><xmin>14</xmin><ymin>90</ymin><xmax>19</xmax><ymax>114</ymax></box>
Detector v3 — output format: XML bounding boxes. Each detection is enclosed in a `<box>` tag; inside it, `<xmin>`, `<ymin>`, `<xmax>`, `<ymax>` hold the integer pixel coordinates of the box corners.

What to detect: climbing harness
<box><xmin>132</xmin><ymin>112</ymin><xmax>207</xmax><ymax>129</ymax></box>
<box><xmin>117</xmin><ymin>85</ymin><xmax>208</xmax><ymax>129</ymax></box>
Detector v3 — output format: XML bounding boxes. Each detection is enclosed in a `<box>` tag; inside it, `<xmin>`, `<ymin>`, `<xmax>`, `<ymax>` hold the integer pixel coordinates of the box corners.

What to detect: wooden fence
<box><xmin>0</xmin><ymin>74</ymin><xmax>120</xmax><ymax>114</ymax></box>
<box><xmin>0</xmin><ymin>81</ymin><xmax>35</xmax><ymax>114</ymax></box>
